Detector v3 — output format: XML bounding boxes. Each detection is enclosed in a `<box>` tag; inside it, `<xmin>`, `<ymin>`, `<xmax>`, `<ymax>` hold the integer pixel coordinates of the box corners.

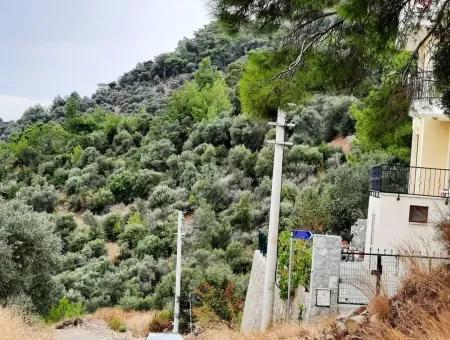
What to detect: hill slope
<box><xmin>0</xmin><ymin>20</ymin><xmax>392</xmax><ymax>330</ymax></box>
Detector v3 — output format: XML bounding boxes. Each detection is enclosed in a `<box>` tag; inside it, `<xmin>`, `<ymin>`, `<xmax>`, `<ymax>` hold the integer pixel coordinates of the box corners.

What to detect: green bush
<box><xmin>108</xmin><ymin>317</ymin><xmax>127</xmax><ymax>332</ymax></box>
<box><xmin>277</xmin><ymin>231</ymin><xmax>312</xmax><ymax>300</ymax></box>
<box><xmin>46</xmin><ymin>297</ymin><xmax>85</xmax><ymax>323</ymax></box>
<box><xmin>86</xmin><ymin>188</ymin><xmax>114</xmax><ymax>213</ymax></box>
<box><xmin>148</xmin><ymin>310</ymin><xmax>172</xmax><ymax>332</ymax></box>
<box><xmin>102</xmin><ymin>213</ymin><xmax>123</xmax><ymax>241</ymax></box>
<box><xmin>107</xmin><ymin>170</ymin><xmax>136</xmax><ymax>203</ymax></box>
<box><xmin>120</xmin><ymin>223</ymin><xmax>148</xmax><ymax>249</ymax></box>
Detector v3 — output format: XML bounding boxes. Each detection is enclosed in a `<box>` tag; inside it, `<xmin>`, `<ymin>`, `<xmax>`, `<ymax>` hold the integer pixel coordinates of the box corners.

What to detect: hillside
<box><xmin>0</xmin><ymin>23</ymin><xmax>268</xmax><ymax>139</ymax></box>
<box><xmin>0</xmin><ymin>20</ymin><xmax>407</xmax><ymax>332</ymax></box>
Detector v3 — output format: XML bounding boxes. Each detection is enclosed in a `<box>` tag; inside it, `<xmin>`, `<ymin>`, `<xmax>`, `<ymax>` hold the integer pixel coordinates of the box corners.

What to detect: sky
<box><xmin>0</xmin><ymin>0</ymin><xmax>211</xmax><ymax>121</ymax></box>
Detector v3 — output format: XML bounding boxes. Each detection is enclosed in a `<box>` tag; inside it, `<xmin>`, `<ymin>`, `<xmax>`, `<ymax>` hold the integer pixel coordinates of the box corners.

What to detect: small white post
<box><xmin>189</xmin><ymin>293</ymin><xmax>193</xmax><ymax>334</ymax></box>
<box><xmin>286</xmin><ymin>232</ymin><xmax>294</xmax><ymax>320</ymax></box>
<box><xmin>173</xmin><ymin>211</ymin><xmax>183</xmax><ymax>334</ymax></box>
<box><xmin>261</xmin><ymin>109</ymin><xmax>287</xmax><ymax>330</ymax></box>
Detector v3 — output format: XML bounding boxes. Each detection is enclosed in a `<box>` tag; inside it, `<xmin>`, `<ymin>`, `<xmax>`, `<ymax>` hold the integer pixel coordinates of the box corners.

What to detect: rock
<box><xmin>55</xmin><ymin>317</ymin><xmax>83</xmax><ymax>329</ymax></box>
<box><xmin>344</xmin><ymin>315</ymin><xmax>367</xmax><ymax>334</ymax></box>
<box><xmin>335</xmin><ymin>321</ymin><xmax>348</xmax><ymax>338</ymax></box>
<box><xmin>350</xmin><ymin>306</ymin><xmax>367</xmax><ymax>317</ymax></box>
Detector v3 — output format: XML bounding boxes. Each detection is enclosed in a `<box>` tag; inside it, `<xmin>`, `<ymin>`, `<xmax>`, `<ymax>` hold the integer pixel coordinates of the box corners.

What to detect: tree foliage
<box><xmin>0</xmin><ymin>200</ymin><xmax>61</xmax><ymax>314</ymax></box>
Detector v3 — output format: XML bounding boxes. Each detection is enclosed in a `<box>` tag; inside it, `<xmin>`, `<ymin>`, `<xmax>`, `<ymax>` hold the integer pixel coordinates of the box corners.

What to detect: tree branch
<box><xmin>282</xmin><ymin>11</ymin><xmax>338</xmax><ymax>49</ymax></box>
<box><xmin>402</xmin><ymin>0</ymin><xmax>450</xmax><ymax>80</ymax></box>
<box><xmin>272</xmin><ymin>20</ymin><xmax>344</xmax><ymax>80</ymax></box>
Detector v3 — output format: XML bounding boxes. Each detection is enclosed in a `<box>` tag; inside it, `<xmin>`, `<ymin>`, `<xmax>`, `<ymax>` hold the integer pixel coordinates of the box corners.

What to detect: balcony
<box><xmin>370</xmin><ymin>164</ymin><xmax>450</xmax><ymax>198</ymax></box>
<box><xmin>406</xmin><ymin>71</ymin><xmax>441</xmax><ymax>100</ymax></box>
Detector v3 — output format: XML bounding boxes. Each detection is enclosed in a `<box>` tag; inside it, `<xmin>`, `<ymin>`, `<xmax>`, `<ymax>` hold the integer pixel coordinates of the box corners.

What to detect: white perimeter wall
<box><xmin>365</xmin><ymin>193</ymin><xmax>447</xmax><ymax>253</ymax></box>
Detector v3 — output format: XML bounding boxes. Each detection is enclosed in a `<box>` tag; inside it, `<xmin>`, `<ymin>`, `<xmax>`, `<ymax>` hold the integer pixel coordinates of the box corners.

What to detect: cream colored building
<box><xmin>364</xmin><ymin>3</ymin><xmax>449</xmax><ymax>253</ymax></box>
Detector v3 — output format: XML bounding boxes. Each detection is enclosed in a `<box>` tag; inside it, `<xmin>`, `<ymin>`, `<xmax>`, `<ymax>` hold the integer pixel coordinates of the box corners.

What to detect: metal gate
<box><xmin>338</xmin><ymin>250</ymin><xmax>450</xmax><ymax>305</ymax></box>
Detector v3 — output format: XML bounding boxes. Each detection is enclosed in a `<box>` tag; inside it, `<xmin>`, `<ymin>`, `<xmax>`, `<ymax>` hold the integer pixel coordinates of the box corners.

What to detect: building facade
<box><xmin>365</xmin><ymin>1</ymin><xmax>449</xmax><ymax>253</ymax></box>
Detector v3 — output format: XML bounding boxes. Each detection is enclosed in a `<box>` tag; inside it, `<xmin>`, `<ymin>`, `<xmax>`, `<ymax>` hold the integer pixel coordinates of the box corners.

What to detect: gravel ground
<box><xmin>55</xmin><ymin>319</ymin><xmax>144</xmax><ymax>340</ymax></box>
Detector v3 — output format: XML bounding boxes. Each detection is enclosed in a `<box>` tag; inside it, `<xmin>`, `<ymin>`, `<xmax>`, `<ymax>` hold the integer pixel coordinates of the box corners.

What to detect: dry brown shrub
<box><xmin>105</xmin><ymin>242</ymin><xmax>120</xmax><ymax>262</ymax></box>
<box><xmin>362</xmin><ymin>259</ymin><xmax>450</xmax><ymax>340</ymax></box>
<box><xmin>368</xmin><ymin>294</ymin><xmax>390</xmax><ymax>322</ymax></box>
<box><xmin>148</xmin><ymin>310</ymin><xmax>172</xmax><ymax>333</ymax></box>
<box><xmin>0</xmin><ymin>307</ymin><xmax>53</xmax><ymax>340</ymax></box>
<box><xmin>93</xmin><ymin>307</ymin><xmax>155</xmax><ymax>337</ymax></box>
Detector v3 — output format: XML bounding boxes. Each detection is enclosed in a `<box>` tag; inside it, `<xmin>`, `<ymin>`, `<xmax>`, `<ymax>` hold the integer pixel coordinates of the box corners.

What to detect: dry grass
<box><xmin>189</xmin><ymin>319</ymin><xmax>334</xmax><ymax>340</ymax></box>
<box><xmin>105</xmin><ymin>242</ymin><xmax>121</xmax><ymax>262</ymax></box>
<box><xmin>368</xmin><ymin>294</ymin><xmax>390</xmax><ymax>322</ymax></box>
<box><xmin>0</xmin><ymin>307</ymin><xmax>53</xmax><ymax>340</ymax></box>
<box><xmin>93</xmin><ymin>307</ymin><xmax>155</xmax><ymax>337</ymax></box>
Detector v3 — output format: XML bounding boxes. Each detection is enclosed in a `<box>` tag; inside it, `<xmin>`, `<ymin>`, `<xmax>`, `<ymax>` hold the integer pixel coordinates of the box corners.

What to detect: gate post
<box><xmin>305</xmin><ymin>235</ymin><xmax>341</xmax><ymax>321</ymax></box>
<box><xmin>376</xmin><ymin>254</ymin><xmax>382</xmax><ymax>296</ymax></box>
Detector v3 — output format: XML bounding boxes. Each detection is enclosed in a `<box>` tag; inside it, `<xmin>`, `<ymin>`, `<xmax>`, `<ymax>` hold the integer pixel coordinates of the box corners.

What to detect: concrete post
<box><xmin>173</xmin><ymin>211</ymin><xmax>183</xmax><ymax>334</ymax></box>
<box><xmin>261</xmin><ymin>110</ymin><xmax>286</xmax><ymax>330</ymax></box>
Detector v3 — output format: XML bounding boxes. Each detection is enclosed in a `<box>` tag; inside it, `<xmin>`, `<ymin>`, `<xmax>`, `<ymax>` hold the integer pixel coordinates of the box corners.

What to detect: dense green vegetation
<box><xmin>0</xmin><ymin>16</ymin><xmax>414</xmax><ymax>330</ymax></box>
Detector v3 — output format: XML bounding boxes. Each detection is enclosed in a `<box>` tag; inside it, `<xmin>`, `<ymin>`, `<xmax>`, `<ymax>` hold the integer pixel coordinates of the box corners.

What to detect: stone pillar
<box><xmin>305</xmin><ymin>234</ymin><xmax>341</xmax><ymax>321</ymax></box>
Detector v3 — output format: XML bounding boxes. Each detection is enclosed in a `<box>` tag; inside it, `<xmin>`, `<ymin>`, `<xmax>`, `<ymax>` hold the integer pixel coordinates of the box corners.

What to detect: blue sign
<box><xmin>292</xmin><ymin>230</ymin><xmax>314</xmax><ymax>240</ymax></box>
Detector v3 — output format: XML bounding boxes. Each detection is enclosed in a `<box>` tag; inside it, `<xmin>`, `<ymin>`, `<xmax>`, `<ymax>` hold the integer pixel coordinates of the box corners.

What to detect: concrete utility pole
<box><xmin>261</xmin><ymin>109</ymin><xmax>293</xmax><ymax>330</ymax></box>
<box><xmin>173</xmin><ymin>211</ymin><xmax>183</xmax><ymax>334</ymax></box>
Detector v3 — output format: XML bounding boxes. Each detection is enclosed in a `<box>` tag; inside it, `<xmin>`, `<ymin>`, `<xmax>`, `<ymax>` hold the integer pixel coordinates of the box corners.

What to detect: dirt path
<box><xmin>55</xmin><ymin>319</ymin><xmax>143</xmax><ymax>340</ymax></box>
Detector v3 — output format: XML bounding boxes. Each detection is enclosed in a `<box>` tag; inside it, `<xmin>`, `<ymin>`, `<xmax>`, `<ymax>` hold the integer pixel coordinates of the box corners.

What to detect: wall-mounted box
<box><xmin>315</xmin><ymin>288</ymin><xmax>332</xmax><ymax>307</ymax></box>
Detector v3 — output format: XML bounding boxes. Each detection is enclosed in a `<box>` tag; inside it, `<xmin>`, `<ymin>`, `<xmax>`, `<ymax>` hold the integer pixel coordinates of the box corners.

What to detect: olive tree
<box><xmin>0</xmin><ymin>200</ymin><xmax>62</xmax><ymax>314</ymax></box>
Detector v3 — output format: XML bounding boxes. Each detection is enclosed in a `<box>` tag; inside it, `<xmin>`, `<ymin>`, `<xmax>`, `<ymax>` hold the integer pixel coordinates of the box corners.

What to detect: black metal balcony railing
<box><xmin>406</xmin><ymin>71</ymin><xmax>441</xmax><ymax>100</ymax></box>
<box><xmin>371</xmin><ymin>164</ymin><xmax>450</xmax><ymax>198</ymax></box>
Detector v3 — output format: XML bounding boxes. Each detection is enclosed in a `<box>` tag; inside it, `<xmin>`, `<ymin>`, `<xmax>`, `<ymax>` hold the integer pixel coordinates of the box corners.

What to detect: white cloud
<box><xmin>0</xmin><ymin>94</ymin><xmax>50</xmax><ymax>121</ymax></box>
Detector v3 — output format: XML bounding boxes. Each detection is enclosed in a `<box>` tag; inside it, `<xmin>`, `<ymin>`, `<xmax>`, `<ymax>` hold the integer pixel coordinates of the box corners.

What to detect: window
<box><xmin>409</xmin><ymin>205</ymin><xmax>429</xmax><ymax>224</ymax></box>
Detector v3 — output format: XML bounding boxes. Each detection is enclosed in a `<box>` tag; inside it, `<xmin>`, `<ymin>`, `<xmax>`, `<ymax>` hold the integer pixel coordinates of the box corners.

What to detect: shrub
<box><xmin>148</xmin><ymin>310</ymin><xmax>172</xmax><ymax>332</ymax></box>
<box><xmin>120</xmin><ymin>223</ymin><xmax>148</xmax><ymax>249</ymax></box>
<box><xmin>53</xmin><ymin>213</ymin><xmax>77</xmax><ymax>252</ymax></box>
<box><xmin>45</xmin><ymin>297</ymin><xmax>85</xmax><ymax>323</ymax></box>
<box><xmin>140</xmin><ymin>139</ymin><xmax>175</xmax><ymax>171</ymax></box>
<box><xmin>16</xmin><ymin>184</ymin><xmax>58</xmax><ymax>213</ymax></box>
<box><xmin>102</xmin><ymin>213</ymin><xmax>123</xmax><ymax>241</ymax></box>
<box><xmin>81</xmin><ymin>239</ymin><xmax>106</xmax><ymax>259</ymax></box>
<box><xmin>86</xmin><ymin>188</ymin><xmax>114</xmax><ymax>213</ymax></box>
<box><xmin>68</xmin><ymin>226</ymin><xmax>91</xmax><ymax>252</ymax></box>
<box><xmin>229</xmin><ymin>115</ymin><xmax>267</xmax><ymax>151</ymax></box>
<box><xmin>108</xmin><ymin>317</ymin><xmax>127</xmax><ymax>332</ymax></box>
<box><xmin>290</xmin><ymin>95</ymin><xmax>356</xmax><ymax>145</ymax></box>
<box><xmin>254</xmin><ymin>145</ymin><xmax>274</xmax><ymax>177</ymax></box>
<box><xmin>112</xmin><ymin>129</ymin><xmax>135</xmax><ymax>154</ymax></box>
<box><xmin>294</xmin><ymin>186</ymin><xmax>331</xmax><ymax>233</ymax></box>
<box><xmin>56</xmin><ymin>258</ymin><xmax>122</xmax><ymax>311</ymax></box>
<box><xmin>133</xmin><ymin>169</ymin><xmax>162</xmax><ymax>198</ymax></box>
<box><xmin>107</xmin><ymin>170</ymin><xmax>136</xmax><ymax>203</ymax></box>
<box><xmin>135</xmin><ymin>235</ymin><xmax>165</xmax><ymax>259</ymax></box>
<box><xmin>148</xmin><ymin>185</ymin><xmax>177</xmax><ymax>208</ymax></box>
<box><xmin>277</xmin><ymin>231</ymin><xmax>312</xmax><ymax>300</ymax></box>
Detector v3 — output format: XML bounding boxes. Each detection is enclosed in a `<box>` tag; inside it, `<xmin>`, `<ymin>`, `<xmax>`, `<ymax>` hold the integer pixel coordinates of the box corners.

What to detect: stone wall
<box><xmin>241</xmin><ymin>250</ymin><xmax>265</xmax><ymax>332</ymax></box>
<box><xmin>305</xmin><ymin>234</ymin><xmax>342</xmax><ymax>321</ymax></box>
<box><xmin>241</xmin><ymin>250</ymin><xmax>307</xmax><ymax>332</ymax></box>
